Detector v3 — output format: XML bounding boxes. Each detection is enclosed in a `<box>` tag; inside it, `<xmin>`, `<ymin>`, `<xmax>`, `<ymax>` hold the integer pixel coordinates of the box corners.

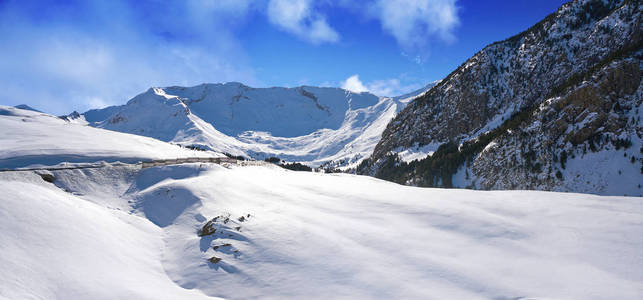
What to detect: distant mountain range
<box><xmin>71</xmin><ymin>82</ymin><xmax>434</xmax><ymax>169</ymax></box>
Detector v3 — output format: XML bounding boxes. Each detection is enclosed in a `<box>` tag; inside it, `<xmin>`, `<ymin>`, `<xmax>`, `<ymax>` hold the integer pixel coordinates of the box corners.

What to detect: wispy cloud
<box><xmin>370</xmin><ymin>0</ymin><xmax>460</xmax><ymax>53</ymax></box>
<box><xmin>0</xmin><ymin>0</ymin><xmax>460</xmax><ymax>114</ymax></box>
<box><xmin>267</xmin><ymin>0</ymin><xmax>339</xmax><ymax>44</ymax></box>
<box><xmin>0</xmin><ymin>0</ymin><xmax>259</xmax><ymax>114</ymax></box>
<box><xmin>366</xmin><ymin>78</ymin><xmax>423</xmax><ymax>97</ymax></box>
<box><xmin>341</xmin><ymin>74</ymin><xmax>423</xmax><ymax>97</ymax></box>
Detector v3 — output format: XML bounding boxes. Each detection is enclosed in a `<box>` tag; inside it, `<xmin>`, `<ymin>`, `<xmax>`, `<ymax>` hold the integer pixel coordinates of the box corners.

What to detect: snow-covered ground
<box><xmin>2</xmin><ymin>163</ymin><xmax>642</xmax><ymax>299</ymax></box>
<box><xmin>0</xmin><ymin>106</ymin><xmax>222</xmax><ymax>169</ymax></box>
<box><xmin>0</xmin><ymin>171</ymin><xmax>216</xmax><ymax>300</ymax></box>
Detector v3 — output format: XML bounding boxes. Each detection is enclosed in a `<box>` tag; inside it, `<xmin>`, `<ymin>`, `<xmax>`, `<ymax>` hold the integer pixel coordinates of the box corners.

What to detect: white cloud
<box><xmin>0</xmin><ymin>0</ymin><xmax>457</xmax><ymax>114</ymax></box>
<box><xmin>341</xmin><ymin>75</ymin><xmax>369</xmax><ymax>93</ymax></box>
<box><xmin>371</xmin><ymin>0</ymin><xmax>459</xmax><ymax>49</ymax></box>
<box><xmin>341</xmin><ymin>74</ymin><xmax>424</xmax><ymax>97</ymax></box>
<box><xmin>267</xmin><ymin>0</ymin><xmax>339</xmax><ymax>44</ymax></box>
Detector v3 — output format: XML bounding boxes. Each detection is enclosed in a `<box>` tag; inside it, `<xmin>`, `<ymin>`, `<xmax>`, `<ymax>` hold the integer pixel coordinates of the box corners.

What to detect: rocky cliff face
<box><xmin>359</xmin><ymin>0</ymin><xmax>643</xmax><ymax>196</ymax></box>
<box><xmin>469</xmin><ymin>53</ymin><xmax>642</xmax><ymax>195</ymax></box>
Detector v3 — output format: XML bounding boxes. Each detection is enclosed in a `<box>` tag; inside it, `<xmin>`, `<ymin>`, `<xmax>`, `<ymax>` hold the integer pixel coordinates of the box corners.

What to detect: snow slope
<box><xmin>84</xmin><ymin>83</ymin><xmax>418</xmax><ymax>168</ymax></box>
<box><xmin>0</xmin><ymin>105</ymin><xmax>222</xmax><ymax>169</ymax></box>
<box><xmin>1</xmin><ymin>109</ymin><xmax>642</xmax><ymax>299</ymax></box>
<box><xmin>2</xmin><ymin>163</ymin><xmax>642</xmax><ymax>299</ymax></box>
<box><xmin>0</xmin><ymin>172</ymin><xmax>216</xmax><ymax>300</ymax></box>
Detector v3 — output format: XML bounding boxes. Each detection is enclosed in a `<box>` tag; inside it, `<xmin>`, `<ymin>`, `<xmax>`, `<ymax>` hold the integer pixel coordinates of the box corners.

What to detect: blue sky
<box><xmin>0</xmin><ymin>0</ymin><xmax>566</xmax><ymax>115</ymax></box>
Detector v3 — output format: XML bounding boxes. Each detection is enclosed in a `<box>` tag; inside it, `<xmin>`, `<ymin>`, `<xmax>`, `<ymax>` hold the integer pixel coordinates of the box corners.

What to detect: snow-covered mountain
<box><xmin>358</xmin><ymin>0</ymin><xmax>643</xmax><ymax>196</ymax></box>
<box><xmin>0</xmin><ymin>105</ymin><xmax>221</xmax><ymax>169</ymax></box>
<box><xmin>81</xmin><ymin>83</ymin><xmax>431</xmax><ymax>168</ymax></box>
<box><xmin>1</xmin><ymin>107</ymin><xmax>642</xmax><ymax>298</ymax></box>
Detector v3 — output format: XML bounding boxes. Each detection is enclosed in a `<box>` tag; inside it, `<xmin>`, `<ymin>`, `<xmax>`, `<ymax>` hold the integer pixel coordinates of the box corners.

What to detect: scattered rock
<box><xmin>37</xmin><ymin>173</ymin><xmax>55</xmax><ymax>183</ymax></box>
<box><xmin>199</xmin><ymin>213</ymin><xmax>250</xmax><ymax>266</ymax></box>
<box><xmin>213</xmin><ymin>243</ymin><xmax>232</xmax><ymax>251</ymax></box>
<box><xmin>198</xmin><ymin>220</ymin><xmax>216</xmax><ymax>237</ymax></box>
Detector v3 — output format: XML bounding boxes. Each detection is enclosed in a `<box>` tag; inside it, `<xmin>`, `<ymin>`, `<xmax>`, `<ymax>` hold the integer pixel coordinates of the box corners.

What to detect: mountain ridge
<box><xmin>78</xmin><ymin>82</ymin><xmax>435</xmax><ymax>168</ymax></box>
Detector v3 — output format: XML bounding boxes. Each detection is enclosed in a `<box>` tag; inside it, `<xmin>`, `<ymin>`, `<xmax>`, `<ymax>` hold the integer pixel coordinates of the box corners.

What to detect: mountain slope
<box><xmin>84</xmin><ymin>83</ymin><xmax>416</xmax><ymax>168</ymax></box>
<box><xmin>466</xmin><ymin>51</ymin><xmax>642</xmax><ymax>195</ymax></box>
<box><xmin>359</xmin><ymin>0</ymin><xmax>642</xmax><ymax>195</ymax></box>
<box><xmin>0</xmin><ymin>105</ymin><xmax>221</xmax><ymax>169</ymax></box>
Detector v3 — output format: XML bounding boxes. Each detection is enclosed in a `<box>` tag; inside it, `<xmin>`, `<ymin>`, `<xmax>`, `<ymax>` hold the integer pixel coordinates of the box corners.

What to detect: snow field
<box><xmin>2</xmin><ymin>163</ymin><xmax>641</xmax><ymax>299</ymax></box>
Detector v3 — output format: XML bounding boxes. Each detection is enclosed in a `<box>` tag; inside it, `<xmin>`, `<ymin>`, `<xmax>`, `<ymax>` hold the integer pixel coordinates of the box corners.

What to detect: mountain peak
<box><xmin>13</xmin><ymin>104</ymin><xmax>42</xmax><ymax>113</ymax></box>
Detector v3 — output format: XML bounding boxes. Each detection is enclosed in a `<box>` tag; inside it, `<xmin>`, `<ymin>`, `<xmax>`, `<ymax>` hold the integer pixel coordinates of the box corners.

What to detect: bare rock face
<box><xmin>360</xmin><ymin>0</ymin><xmax>643</xmax><ymax>195</ymax></box>
<box><xmin>36</xmin><ymin>172</ymin><xmax>55</xmax><ymax>183</ymax></box>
